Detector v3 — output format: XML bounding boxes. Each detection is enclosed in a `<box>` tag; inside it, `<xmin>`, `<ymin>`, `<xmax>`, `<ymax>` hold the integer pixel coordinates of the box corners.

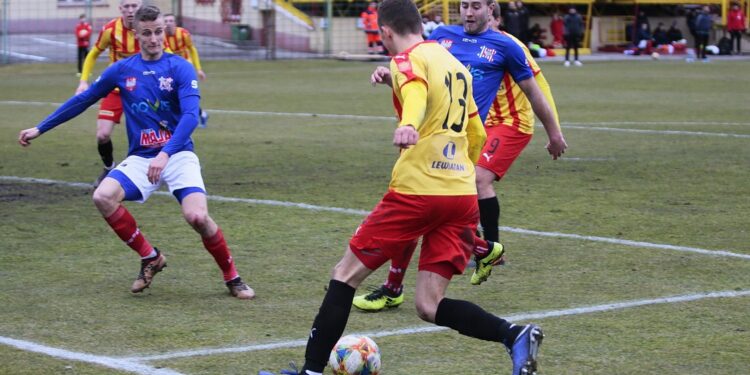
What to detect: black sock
<box><xmin>302</xmin><ymin>280</ymin><xmax>355</xmax><ymax>373</ymax></box>
<box><xmin>98</xmin><ymin>140</ymin><xmax>114</xmax><ymax>168</ymax></box>
<box><xmin>478</xmin><ymin>196</ymin><xmax>500</xmax><ymax>242</ymax></box>
<box><xmin>435</xmin><ymin>297</ymin><xmax>521</xmax><ymax>347</ymax></box>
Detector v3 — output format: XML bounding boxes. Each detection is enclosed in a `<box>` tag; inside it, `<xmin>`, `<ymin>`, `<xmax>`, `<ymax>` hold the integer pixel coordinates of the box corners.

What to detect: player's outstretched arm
<box><xmin>371</xmin><ymin>66</ymin><xmax>393</xmax><ymax>87</ymax></box>
<box><xmin>18</xmin><ymin>127</ymin><xmax>41</xmax><ymax>147</ymax></box>
<box><xmin>517</xmin><ymin>77</ymin><xmax>567</xmax><ymax>159</ymax></box>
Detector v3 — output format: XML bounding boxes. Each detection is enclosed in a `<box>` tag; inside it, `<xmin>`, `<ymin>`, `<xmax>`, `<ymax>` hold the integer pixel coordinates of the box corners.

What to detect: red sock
<box><xmin>104</xmin><ymin>205</ymin><xmax>154</xmax><ymax>258</ymax></box>
<box><xmin>202</xmin><ymin>228</ymin><xmax>238</xmax><ymax>282</ymax></box>
<box><xmin>384</xmin><ymin>241</ymin><xmax>417</xmax><ymax>294</ymax></box>
<box><xmin>473</xmin><ymin>236</ymin><xmax>490</xmax><ymax>259</ymax></box>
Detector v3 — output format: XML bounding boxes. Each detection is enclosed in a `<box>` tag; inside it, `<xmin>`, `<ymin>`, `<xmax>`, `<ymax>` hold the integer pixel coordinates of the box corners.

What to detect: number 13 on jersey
<box><xmin>442</xmin><ymin>71</ymin><xmax>470</xmax><ymax>134</ymax></box>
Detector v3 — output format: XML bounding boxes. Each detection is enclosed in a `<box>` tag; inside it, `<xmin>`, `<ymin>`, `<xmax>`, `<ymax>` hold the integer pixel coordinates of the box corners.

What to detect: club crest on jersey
<box><xmin>477</xmin><ymin>46</ymin><xmax>497</xmax><ymax>62</ymax></box>
<box><xmin>158</xmin><ymin>76</ymin><xmax>174</xmax><ymax>92</ymax></box>
<box><xmin>125</xmin><ymin>77</ymin><xmax>137</xmax><ymax>91</ymax></box>
<box><xmin>439</xmin><ymin>39</ymin><xmax>453</xmax><ymax>49</ymax></box>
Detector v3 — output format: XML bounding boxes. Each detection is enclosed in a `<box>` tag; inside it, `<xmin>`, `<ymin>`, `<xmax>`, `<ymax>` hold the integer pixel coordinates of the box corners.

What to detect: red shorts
<box><xmin>349</xmin><ymin>191</ymin><xmax>478</xmax><ymax>279</ymax></box>
<box><xmin>366</xmin><ymin>32</ymin><xmax>381</xmax><ymax>43</ymax></box>
<box><xmin>476</xmin><ymin>125</ymin><xmax>532</xmax><ymax>180</ymax></box>
<box><xmin>98</xmin><ymin>90</ymin><xmax>123</xmax><ymax>123</ymax></box>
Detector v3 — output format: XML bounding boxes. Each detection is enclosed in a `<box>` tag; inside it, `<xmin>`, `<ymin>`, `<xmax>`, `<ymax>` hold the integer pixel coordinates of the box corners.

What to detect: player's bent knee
<box><xmin>96</xmin><ymin>133</ymin><xmax>111</xmax><ymax>143</ymax></box>
<box><xmin>414</xmin><ymin>300</ymin><xmax>437</xmax><ymax>323</ymax></box>
<box><xmin>183</xmin><ymin>210</ymin><xmax>209</xmax><ymax>229</ymax></box>
<box><xmin>92</xmin><ymin>187</ymin><xmax>119</xmax><ymax>213</ymax></box>
<box><xmin>330</xmin><ymin>251</ymin><xmax>371</xmax><ymax>288</ymax></box>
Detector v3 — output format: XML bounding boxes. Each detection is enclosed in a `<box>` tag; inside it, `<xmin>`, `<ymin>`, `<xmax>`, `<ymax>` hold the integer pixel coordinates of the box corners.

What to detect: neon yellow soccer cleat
<box><xmin>470</xmin><ymin>242</ymin><xmax>505</xmax><ymax>285</ymax></box>
<box><xmin>352</xmin><ymin>285</ymin><xmax>404</xmax><ymax>312</ymax></box>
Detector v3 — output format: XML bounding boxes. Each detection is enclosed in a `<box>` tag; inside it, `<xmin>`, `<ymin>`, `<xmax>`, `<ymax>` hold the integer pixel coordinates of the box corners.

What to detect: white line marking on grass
<box><xmin>208</xmin><ymin>108</ymin><xmax>395</xmax><ymax>122</ymax></box>
<box><xmin>560</xmin><ymin>125</ymin><xmax>750</xmax><ymax>139</ymax></box>
<box><xmin>3</xmin><ymin>175</ymin><xmax>748</xmax><ymax>260</ymax></box>
<box><xmin>0</xmin><ymin>51</ymin><xmax>48</xmax><ymax>62</ymax></box>
<box><xmin>126</xmin><ymin>289</ymin><xmax>750</xmax><ymax>361</ymax></box>
<box><xmin>560</xmin><ymin>157</ymin><xmax>615</xmax><ymax>162</ymax></box>
<box><xmin>0</xmin><ymin>336</ymin><xmax>185</xmax><ymax>375</ymax></box>
<box><xmin>565</xmin><ymin>121</ymin><xmax>750</xmax><ymax>127</ymax></box>
<box><xmin>0</xmin><ymin>100</ymin><xmax>61</xmax><ymax>107</ymax></box>
<box><xmin>499</xmin><ymin>226</ymin><xmax>750</xmax><ymax>260</ymax></box>
<box><xmin>31</xmin><ymin>37</ymin><xmax>77</xmax><ymax>48</ymax></box>
<box><xmin>3</xmin><ymin>100</ymin><xmax>749</xmax><ymax>136</ymax></box>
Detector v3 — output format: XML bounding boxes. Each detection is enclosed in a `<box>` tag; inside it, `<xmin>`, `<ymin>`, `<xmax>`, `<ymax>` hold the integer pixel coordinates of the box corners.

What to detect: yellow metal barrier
<box><xmin>275</xmin><ymin>0</ymin><xmax>315</xmax><ymax>28</ymax></box>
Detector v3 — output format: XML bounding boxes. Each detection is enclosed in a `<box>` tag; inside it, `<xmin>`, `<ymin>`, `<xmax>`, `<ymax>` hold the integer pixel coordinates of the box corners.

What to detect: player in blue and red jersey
<box><xmin>18</xmin><ymin>5</ymin><xmax>254</xmax><ymax>300</ymax></box>
<box><xmin>355</xmin><ymin>0</ymin><xmax>567</xmax><ymax>311</ymax></box>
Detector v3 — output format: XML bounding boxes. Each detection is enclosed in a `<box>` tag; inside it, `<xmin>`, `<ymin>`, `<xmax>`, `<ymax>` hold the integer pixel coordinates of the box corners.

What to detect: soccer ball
<box><xmin>78</xmin><ymin>29</ymin><xmax>90</xmax><ymax>39</ymax></box>
<box><xmin>651</xmin><ymin>52</ymin><xmax>660</xmax><ymax>60</ymax></box>
<box><xmin>328</xmin><ymin>335</ymin><xmax>381</xmax><ymax>375</ymax></box>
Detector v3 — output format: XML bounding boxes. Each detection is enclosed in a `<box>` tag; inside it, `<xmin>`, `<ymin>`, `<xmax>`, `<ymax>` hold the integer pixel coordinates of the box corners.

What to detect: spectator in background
<box><xmin>504</xmin><ymin>1</ymin><xmax>522</xmax><ymax>41</ymax></box>
<box><xmin>434</xmin><ymin>15</ymin><xmax>445</xmax><ymax>29</ymax></box>
<box><xmin>422</xmin><ymin>14</ymin><xmax>444</xmax><ymax>39</ymax></box>
<box><xmin>652</xmin><ymin>22</ymin><xmax>669</xmax><ymax>46</ymax></box>
<box><xmin>694</xmin><ymin>5</ymin><xmax>713</xmax><ymax>61</ymax></box>
<box><xmin>636</xmin><ymin>10</ymin><xmax>650</xmax><ymax>31</ymax></box>
<box><xmin>516</xmin><ymin>0</ymin><xmax>530</xmax><ymax>44</ymax></box>
<box><xmin>686</xmin><ymin>8</ymin><xmax>698</xmax><ymax>47</ymax></box>
<box><xmin>528</xmin><ymin>23</ymin><xmax>544</xmax><ymax>47</ymax></box>
<box><xmin>550</xmin><ymin>11</ymin><xmax>564</xmax><ymax>48</ymax></box>
<box><xmin>667</xmin><ymin>20</ymin><xmax>684</xmax><ymax>43</ymax></box>
<box><xmin>360</xmin><ymin>1</ymin><xmax>384</xmax><ymax>54</ymax></box>
<box><xmin>563</xmin><ymin>6</ymin><xmax>584</xmax><ymax>66</ymax></box>
<box><xmin>727</xmin><ymin>2</ymin><xmax>747</xmax><ymax>54</ymax></box>
<box><xmin>636</xmin><ymin>22</ymin><xmax>654</xmax><ymax>54</ymax></box>
<box><xmin>75</xmin><ymin>14</ymin><xmax>92</xmax><ymax>77</ymax></box>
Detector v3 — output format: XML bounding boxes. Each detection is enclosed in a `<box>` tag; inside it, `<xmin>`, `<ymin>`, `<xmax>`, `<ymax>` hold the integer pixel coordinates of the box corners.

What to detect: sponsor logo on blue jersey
<box><xmin>140</xmin><ymin>128</ymin><xmax>172</xmax><ymax>148</ymax></box>
<box><xmin>466</xmin><ymin>64</ymin><xmax>485</xmax><ymax>82</ymax></box>
<box><xmin>130</xmin><ymin>99</ymin><xmax>171</xmax><ymax>113</ymax></box>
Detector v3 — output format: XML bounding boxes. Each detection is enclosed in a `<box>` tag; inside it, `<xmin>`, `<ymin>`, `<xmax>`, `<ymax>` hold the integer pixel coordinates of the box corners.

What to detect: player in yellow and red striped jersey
<box><xmin>483</xmin><ymin>1</ymin><xmax>560</xmax><ymax>177</ymax></box>
<box><xmin>164</xmin><ymin>13</ymin><xmax>209</xmax><ymax>127</ymax></box>
<box><xmin>76</xmin><ymin>0</ymin><xmax>143</xmax><ymax>187</ymax></box>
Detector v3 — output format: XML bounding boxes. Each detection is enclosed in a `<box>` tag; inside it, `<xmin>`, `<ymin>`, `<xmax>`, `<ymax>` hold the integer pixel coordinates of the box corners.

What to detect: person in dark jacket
<box><xmin>516</xmin><ymin>0</ymin><xmax>530</xmax><ymax>44</ymax></box>
<box><xmin>694</xmin><ymin>6</ymin><xmax>713</xmax><ymax>60</ymax></box>
<box><xmin>667</xmin><ymin>20</ymin><xmax>684</xmax><ymax>42</ymax></box>
<box><xmin>563</xmin><ymin>6</ymin><xmax>584</xmax><ymax>66</ymax></box>
<box><xmin>653</xmin><ymin>22</ymin><xmax>669</xmax><ymax>46</ymax></box>
<box><xmin>503</xmin><ymin>1</ymin><xmax>522</xmax><ymax>40</ymax></box>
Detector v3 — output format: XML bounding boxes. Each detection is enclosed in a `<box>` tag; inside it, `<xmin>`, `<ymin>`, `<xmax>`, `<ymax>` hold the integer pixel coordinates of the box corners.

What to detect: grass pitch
<box><xmin>1</xmin><ymin>59</ymin><xmax>749</xmax><ymax>374</ymax></box>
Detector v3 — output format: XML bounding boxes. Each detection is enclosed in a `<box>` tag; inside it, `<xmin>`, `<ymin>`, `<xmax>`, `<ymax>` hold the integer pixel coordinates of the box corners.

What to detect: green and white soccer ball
<box><xmin>328</xmin><ymin>335</ymin><xmax>381</xmax><ymax>375</ymax></box>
